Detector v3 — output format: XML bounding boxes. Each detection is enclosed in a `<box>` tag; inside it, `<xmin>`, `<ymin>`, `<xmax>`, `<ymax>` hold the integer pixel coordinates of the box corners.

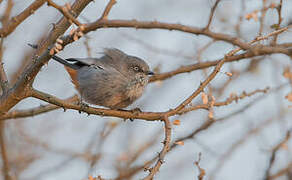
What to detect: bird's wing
<box><xmin>65</xmin><ymin>58</ymin><xmax>103</xmax><ymax>68</ymax></box>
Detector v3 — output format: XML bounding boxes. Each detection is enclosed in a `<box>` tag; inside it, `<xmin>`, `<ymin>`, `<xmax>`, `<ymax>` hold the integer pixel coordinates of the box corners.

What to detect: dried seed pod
<box><xmin>49</xmin><ymin>48</ymin><xmax>55</xmax><ymax>55</ymax></box>
<box><xmin>69</xmin><ymin>28</ymin><xmax>75</xmax><ymax>36</ymax></box>
<box><xmin>208</xmin><ymin>110</ymin><xmax>214</xmax><ymax>119</ymax></box>
<box><xmin>77</xmin><ymin>31</ymin><xmax>84</xmax><ymax>37</ymax></box>
<box><xmin>175</xmin><ymin>141</ymin><xmax>184</xmax><ymax>146</ymax></box>
<box><xmin>56</xmin><ymin>38</ymin><xmax>63</xmax><ymax>44</ymax></box>
<box><xmin>201</xmin><ymin>92</ymin><xmax>208</xmax><ymax>105</ymax></box>
<box><xmin>73</xmin><ymin>33</ymin><xmax>79</xmax><ymax>41</ymax></box>
<box><xmin>173</xmin><ymin>119</ymin><xmax>181</xmax><ymax>126</ymax></box>
<box><xmin>55</xmin><ymin>43</ymin><xmax>63</xmax><ymax>50</ymax></box>
<box><xmin>54</xmin><ymin>48</ymin><xmax>60</xmax><ymax>54</ymax></box>
<box><xmin>79</xmin><ymin>25</ymin><xmax>85</xmax><ymax>31</ymax></box>
<box><xmin>224</xmin><ymin>72</ymin><xmax>233</xmax><ymax>77</ymax></box>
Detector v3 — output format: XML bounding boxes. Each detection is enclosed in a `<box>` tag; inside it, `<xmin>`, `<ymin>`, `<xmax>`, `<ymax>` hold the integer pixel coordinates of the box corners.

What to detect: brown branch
<box><xmin>82</xmin><ymin>19</ymin><xmax>250</xmax><ymax>50</ymax></box>
<box><xmin>0</xmin><ymin>0</ymin><xmax>47</xmax><ymax>37</ymax></box>
<box><xmin>205</xmin><ymin>0</ymin><xmax>221</xmax><ymax>30</ymax></box>
<box><xmin>100</xmin><ymin>0</ymin><xmax>117</xmax><ymax>20</ymax></box>
<box><xmin>269</xmin><ymin>162</ymin><xmax>292</xmax><ymax>180</ymax></box>
<box><xmin>30</xmin><ymin>88</ymin><xmax>164</xmax><ymax>121</ymax></box>
<box><xmin>179</xmin><ymin>87</ymin><xmax>269</xmax><ymax>114</ymax></box>
<box><xmin>0</xmin><ymin>95</ymin><xmax>78</xmax><ymax>121</ymax></box>
<box><xmin>234</xmin><ymin>0</ymin><xmax>246</xmax><ymax>38</ymax></box>
<box><xmin>171</xmin><ymin>83</ymin><xmax>287</xmax><ymax>153</ymax></box>
<box><xmin>0</xmin><ymin>122</ymin><xmax>12</xmax><ymax>180</ymax></box>
<box><xmin>0</xmin><ymin>0</ymin><xmax>13</xmax><ymax>93</ymax></box>
<box><xmin>0</xmin><ymin>0</ymin><xmax>13</xmax><ymax>24</ymax></box>
<box><xmin>1</xmin><ymin>86</ymin><xmax>268</xmax><ymax>121</ymax></box>
<box><xmin>149</xmin><ymin>24</ymin><xmax>291</xmax><ymax>82</ymax></box>
<box><xmin>46</xmin><ymin>0</ymin><xmax>82</xmax><ymax>26</ymax></box>
<box><xmin>194</xmin><ymin>153</ymin><xmax>206</xmax><ymax>180</ymax></box>
<box><xmin>149</xmin><ymin>47</ymin><xmax>282</xmax><ymax>82</ymax></box>
<box><xmin>259</xmin><ymin>0</ymin><xmax>268</xmax><ymax>36</ymax></box>
<box><xmin>271</xmin><ymin>0</ymin><xmax>283</xmax><ymax>45</ymax></box>
<box><xmin>166</xmin><ymin>37</ymin><xmax>245</xmax><ymax>116</ymax></box>
<box><xmin>264</xmin><ymin>131</ymin><xmax>291</xmax><ymax>179</ymax></box>
<box><xmin>0</xmin><ymin>38</ymin><xmax>9</xmax><ymax>93</ymax></box>
<box><xmin>144</xmin><ymin>115</ymin><xmax>171</xmax><ymax>180</ymax></box>
<box><xmin>149</xmin><ymin>45</ymin><xmax>291</xmax><ymax>82</ymax></box>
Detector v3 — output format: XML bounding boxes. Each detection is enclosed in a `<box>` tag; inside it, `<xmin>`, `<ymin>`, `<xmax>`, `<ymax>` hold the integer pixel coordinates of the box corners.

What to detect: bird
<box><xmin>51</xmin><ymin>48</ymin><xmax>154</xmax><ymax>109</ymax></box>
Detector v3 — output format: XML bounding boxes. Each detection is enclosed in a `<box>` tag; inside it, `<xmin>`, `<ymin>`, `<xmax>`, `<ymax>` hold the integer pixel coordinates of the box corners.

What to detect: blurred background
<box><xmin>0</xmin><ymin>0</ymin><xmax>292</xmax><ymax>179</ymax></box>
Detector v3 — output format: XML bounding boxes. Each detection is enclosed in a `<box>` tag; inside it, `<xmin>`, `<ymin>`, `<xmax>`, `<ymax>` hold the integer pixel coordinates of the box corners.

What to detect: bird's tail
<box><xmin>51</xmin><ymin>55</ymin><xmax>80</xmax><ymax>70</ymax></box>
<box><xmin>27</xmin><ymin>43</ymin><xmax>79</xmax><ymax>70</ymax></box>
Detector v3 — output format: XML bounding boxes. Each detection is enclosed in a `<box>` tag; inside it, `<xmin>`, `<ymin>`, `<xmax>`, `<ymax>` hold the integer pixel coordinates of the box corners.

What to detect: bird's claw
<box><xmin>130</xmin><ymin>108</ymin><xmax>142</xmax><ymax>115</ymax></box>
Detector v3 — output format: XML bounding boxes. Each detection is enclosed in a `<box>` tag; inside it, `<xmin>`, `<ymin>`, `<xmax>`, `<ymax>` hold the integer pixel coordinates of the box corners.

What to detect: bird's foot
<box><xmin>77</xmin><ymin>100</ymin><xmax>89</xmax><ymax>113</ymax></box>
<box><xmin>129</xmin><ymin>107</ymin><xmax>142</xmax><ymax>115</ymax></box>
<box><xmin>121</xmin><ymin>108</ymin><xmax>142</xmax><ymax>122</ymax></box>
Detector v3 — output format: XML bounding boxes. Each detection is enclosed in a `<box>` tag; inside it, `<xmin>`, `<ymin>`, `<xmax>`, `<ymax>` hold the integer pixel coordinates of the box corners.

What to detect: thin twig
<box><xmin>269</xmin><ymin>162</ymin><xmax>292</xmax><ymax>179</ymax></box>
<box><xmin>205</xmin><ymin>0</ymin><xmax>221</xmax><ymax>30</ymax></box>
<box><xmin>144</xmin><ymin>115</ymin><xmax>171</xmax><ymax>180</ymax></box>
<box><xmin>0</xmin><ymin>95</ymin><xmax>78</xmax><ymax>121</ymax></box>
<box><xmin>0</xmin><ymin>39</ymin><xmax>9</xmax><ymax>93</ymax></box>
<box><xmin>194</xmin><ymin>153</ymin><xmax>206</xmax><ymax>180</ymax></box>
<box><xmin>100</xmin><ymin>0</ymin><xmax>117</xmax><ymax>20</ymax></box>
<box><xmin>264</xmin><ymin>131</ymin><xmax>291</xmax><ymax>179</ymax></box>
<box><xmin>271</xmin><ymin>0</ymin><xmax>283</xmax><ymax>45</ymax></box>
<box><xmin>46</xmin><ymin>0</ymin><xmax>82</xmax><ymax>26</ymax></box>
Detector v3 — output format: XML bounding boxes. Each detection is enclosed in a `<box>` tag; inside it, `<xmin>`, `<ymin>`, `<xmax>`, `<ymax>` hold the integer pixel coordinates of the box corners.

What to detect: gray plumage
<box><xmin>52</xmin><ymin>48</ymin><xmax>153</xmax><ymax>109</ymax></box>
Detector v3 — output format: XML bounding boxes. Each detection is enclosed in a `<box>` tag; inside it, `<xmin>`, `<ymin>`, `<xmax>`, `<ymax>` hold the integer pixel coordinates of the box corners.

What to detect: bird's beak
<box><xmin>147</xmin><ymin>71</ymin><xmax>155</xmax><ymax>75</ymax></box>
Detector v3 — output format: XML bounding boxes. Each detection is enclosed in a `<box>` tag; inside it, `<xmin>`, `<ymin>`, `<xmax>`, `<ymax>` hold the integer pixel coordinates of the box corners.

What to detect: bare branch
<box><xmin>83</xmin><ymin>19</ymin><xmax>251</xmax><ymax>50</ymax></box>
<box><xmin>0</xmin><ymin>0</ymin><xmax>47</xmax><ymax>37</ymax></box>
<box><xmin>46</xmin><ymin>0</ymin><xmax>82</xmax><ymax>26</ymax></box>
<box><xmin>269</xmin><ymin>162</ymin><xmax>292</xmax><ymax>180</ymax></box>
<box><xmin>264</xmin><ymin>131</ymin><xmax>291</xmax><ymax>179</ymax></box>
<box><xmin>271</xmin><ymin>0</ymin><xmax>283</xmax><ymax>45</ymax></box>
<box><xmin>144</xmin><ymin>115</ymin><xmax>171</xmax><ymax>180</ymax></box>
<box><xmin>194</xmin><ymin>153</ymin><xmax>206</xmax><ymax>180</ymax></box>
<box><xmin>100</xmin><ymin>0</ymin><xmax>117</xmax><ymax>20</ymax></box>
<box><xmin>0</xmin><ymin>122</ymin><xmax>12</xmax><ymax>180</ymax></box>
<box><xmin>179</xmin><ymin>87</ymin><xmax>269</xmax><ymax>115</ymax></box>
<box><xmin>0</xmin><ymin>95</ymin><xmax>78</xmax><ymax>121</ymax></box>
<box><xmin>0</xmin><ymin>39</ymin><xmax>9</xmax><ymax>93</ymax></box>
<box><xmin>205</xmin><ymin>0</ymin><xmax>221</xmax><ymax>30</ymax></box>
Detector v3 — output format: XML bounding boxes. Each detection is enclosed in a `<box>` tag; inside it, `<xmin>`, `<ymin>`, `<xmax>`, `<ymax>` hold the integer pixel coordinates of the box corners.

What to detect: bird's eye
<box><xmin>133</xmin><ymin>66</ymin><xmax>140</xmax><ymax>71</ymax></box>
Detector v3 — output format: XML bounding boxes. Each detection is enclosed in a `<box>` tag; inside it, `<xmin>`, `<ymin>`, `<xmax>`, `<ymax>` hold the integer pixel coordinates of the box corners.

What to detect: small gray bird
<box><xmin>52</xmin><ymin>48</ymin><xmax>154</xmax><ymax>109</ymax></box>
